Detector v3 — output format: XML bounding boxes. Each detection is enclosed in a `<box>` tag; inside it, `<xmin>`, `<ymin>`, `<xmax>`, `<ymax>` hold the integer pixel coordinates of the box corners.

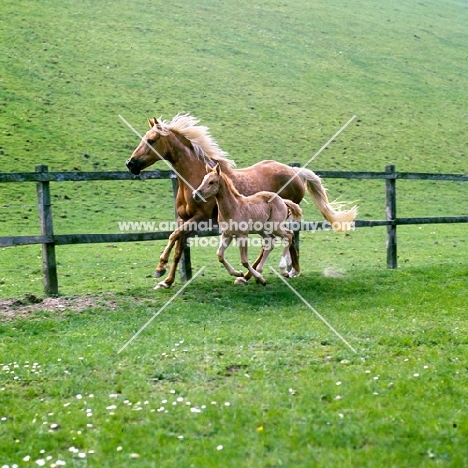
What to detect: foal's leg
<box><xmin>217</xmin><ymin>234</ymin><xmax>244</xmax><ymax>278</ymax></box>
<box><xmin>242</xmin><ymin>247</ymin><xmax>265</xmax><ymax>282</ymax></box>
<box><xmin>238</xmin><ymin>238</ymin><xmax>266</xmax><ymax>286</ymax></box>
<box><xmin>253</xmin><ymin>236</ymin><xmax>275</xmax><ymax>275</ymax></box>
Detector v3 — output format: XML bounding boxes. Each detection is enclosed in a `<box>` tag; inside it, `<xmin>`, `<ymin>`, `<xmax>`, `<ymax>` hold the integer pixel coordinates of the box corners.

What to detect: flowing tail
<box><xmin>293</xmin><ymin>167</ymin><xmax>357</xmax><ymax>232</ymax></box>
<box><xmin>284</xmin><ymin>200</ymin><xmax>303</xmax><ymax>221</ymax></box>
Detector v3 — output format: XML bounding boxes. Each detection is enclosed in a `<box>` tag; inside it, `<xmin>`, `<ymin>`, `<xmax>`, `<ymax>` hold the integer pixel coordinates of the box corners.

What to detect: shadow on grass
<box><xmin>122</xmin><ymin>268</ymin><xmax>376</xmax><ymax>312</ymax></box>
<box><xmin>120</xmin><ymin>261</ymin><xmax>468</xmax><ymax>327</ymax></box>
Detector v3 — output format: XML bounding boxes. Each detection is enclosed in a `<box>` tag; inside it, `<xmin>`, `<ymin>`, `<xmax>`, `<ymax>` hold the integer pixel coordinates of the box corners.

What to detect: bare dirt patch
<box><xmin>0</xmin><ymin>293</ymin><xmax>118</xmax><ymax>320</ymax></box>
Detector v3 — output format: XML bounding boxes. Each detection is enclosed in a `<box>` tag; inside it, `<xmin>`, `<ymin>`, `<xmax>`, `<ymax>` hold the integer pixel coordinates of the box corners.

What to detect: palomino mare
<box><xmin>125</xmin><ymin>113</ymin><xmax>357</xmax><ymax>289</ymax></box>
<box><xmin>193</xmin><ymin>164</ymin><xmax>303</xmax><ymax>285</ymax></box>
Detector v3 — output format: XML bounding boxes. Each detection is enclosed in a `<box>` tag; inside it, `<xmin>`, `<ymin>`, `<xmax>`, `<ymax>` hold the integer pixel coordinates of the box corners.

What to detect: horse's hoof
<box><xmin>288</xmin><ymin>269</ymin><xmax>300</xmax><ymax>278</ymax></box>
<box><xmin>281</xmin><ymin>270</ymin><xmax>289</xmax><ymax>278</ymax></box>
<box><xmin>234</xmin><ymin>277</ymin><xmax>248</xmax><ymax>285</ymax></box>
<box><xmin>234</xmin><ymin>270</ymin><xmax>244</xmax><ymax>277</ymax></box>
<box><xmin>154</xmin><ymin>269</ymin><xmax>166</xmax><ymax>278</ymax></box>
<box><xmin>154</xmin><ymin>281</ymin><xmax>171</xmax><ymax>290</ymax></box>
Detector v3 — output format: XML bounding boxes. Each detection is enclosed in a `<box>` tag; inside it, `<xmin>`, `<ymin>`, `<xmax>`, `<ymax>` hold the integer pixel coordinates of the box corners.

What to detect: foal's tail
<box><xmin>284</xmin><ymin>200</ymin><xmax>303</xmax><ymax>221</ymax></box>
<box><xmin>293</xmin><ymin>167</ymin><xmax>357</xmax><ymax>232</ymax></box>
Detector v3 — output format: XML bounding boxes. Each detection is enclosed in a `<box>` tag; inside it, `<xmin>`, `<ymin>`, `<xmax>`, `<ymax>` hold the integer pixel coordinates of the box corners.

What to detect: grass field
<box><xmin>1</xmin><ymin>0</ymin><xmax>467</xmax><ymax>466</ymax></box>
<box><xmin>1</xmin><ymin>263</ymin><xmax>468</xmax><ymax>466</ymax></box>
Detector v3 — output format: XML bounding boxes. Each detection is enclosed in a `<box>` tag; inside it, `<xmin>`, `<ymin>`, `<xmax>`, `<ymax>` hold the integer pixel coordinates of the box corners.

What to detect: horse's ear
<box><xmin>205</xmin><ymin>164</ymin><xmax>212</xmax><ymax>174</ymax></box>
<box><xmin>214</xmin><ymin>163</ymin><xmax>221</xmax><ymax>175</ymax></box>
<box><xmin>147</xmin><ymin>118</ymin><xmax>154</xmax><ymax>128</ymax></box>
<box><xmin>154</xmin><ymin>117</ymin><xmax>160</xmax><ymax>125</ymax></box>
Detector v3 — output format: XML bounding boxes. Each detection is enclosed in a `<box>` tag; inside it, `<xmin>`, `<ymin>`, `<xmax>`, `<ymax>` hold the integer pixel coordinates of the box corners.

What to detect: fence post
<box><xmin>36</xmin><ymin>165</ymin><xmax>59</xmax><ymax>295</ymax></box>
<box><xmin>385</xmin><ymin>165</ymin><xmax>397</xmax><ymax>269</ymax></box>
<box><xmin>171</xmin><ymin>178</ymin><xmax>192</xmax><ymax>282</ymax></box>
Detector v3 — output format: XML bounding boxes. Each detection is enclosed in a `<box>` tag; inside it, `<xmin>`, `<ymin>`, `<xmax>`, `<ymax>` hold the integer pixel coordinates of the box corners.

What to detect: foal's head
<box><xmin>193</xmin><ymin>164</ymin><xmax>222</xmax><ymax>202</ymax></box>
<box><xmin>126</xmin><ymin>118</ymin><xmax>168</xmax><ymax>175</ymax></box>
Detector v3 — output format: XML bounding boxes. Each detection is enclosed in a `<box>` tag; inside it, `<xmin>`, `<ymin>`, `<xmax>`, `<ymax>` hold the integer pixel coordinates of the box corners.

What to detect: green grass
<box><xmin>1</xmin><ymin>0</ymin><xmax>468</xmax><ymax>466</ymax></box>
<box><xmin>1</xmin><ymin>265</ymin><xmax>468</xmax><ymax>466</ymax></box>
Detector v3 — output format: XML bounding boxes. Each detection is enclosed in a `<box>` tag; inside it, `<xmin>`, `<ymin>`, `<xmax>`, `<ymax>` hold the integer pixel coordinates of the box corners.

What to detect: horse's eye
<box><xmin>146</xmin><ymin>139</ymin><xmax>155</xmax><ymax>145</ymax></box>
<box><xmin>208</xmin><ymin>181</ymin><xmax>214</xmax><ymax>185</ymax></box>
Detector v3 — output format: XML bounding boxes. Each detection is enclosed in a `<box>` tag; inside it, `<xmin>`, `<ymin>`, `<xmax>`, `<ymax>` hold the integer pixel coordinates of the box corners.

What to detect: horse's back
<box><xmin>244</xmin><ymin>191</ymin><xmax>289</xmax><ymax>222</ymax></box>
<box><xmin>231</xmin><ymin>160</ymin><xmax>305</xmax><ymax>203</ymax></box>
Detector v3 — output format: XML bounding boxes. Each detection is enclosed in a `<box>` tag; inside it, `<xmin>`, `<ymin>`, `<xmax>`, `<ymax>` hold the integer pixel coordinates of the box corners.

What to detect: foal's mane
<box><xmin>155</xmin><ymin>114</ymin><xmax>236</xmax><ymax>168</ymax></box>
<box><xmin>220</xmin><ymin>171</ymin><xmax>242</xmax><ymax>197</ymax></box>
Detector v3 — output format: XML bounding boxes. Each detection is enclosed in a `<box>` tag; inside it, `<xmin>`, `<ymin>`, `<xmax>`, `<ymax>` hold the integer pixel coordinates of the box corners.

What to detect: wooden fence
<box><xmin>1</xmin><ymin>164</ymin><xmax>467</xmax><ymax>295</ymax></box>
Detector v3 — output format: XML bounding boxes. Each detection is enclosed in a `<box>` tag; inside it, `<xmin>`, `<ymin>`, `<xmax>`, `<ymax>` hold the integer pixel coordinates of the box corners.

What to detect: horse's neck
<box><xmin>216</xmin><ymin>176</ymin><xmax>243</xmax><ymax>219</ymax></box>
<box><xmin>169</xmin><ymin>133</ymin><xmax>236</xmax><ymax>193</ymax></box>
<box><xmin>167</xmin><ymin>133</ymin><xmax>207</xmax><ymax>186</ymax></box>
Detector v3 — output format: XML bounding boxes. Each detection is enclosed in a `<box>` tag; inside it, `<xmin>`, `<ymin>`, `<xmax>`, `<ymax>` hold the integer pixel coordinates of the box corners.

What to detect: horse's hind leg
<box><xmin>288</xmin><ymin>236</ymin><xmax>300</xmax><ymax>278</ymax></box>
<box><xmin>242</xmin><ymin>247</ymin><xmax>264</xmax><ymax>281</ymax></box>
<box><xmin>253</xmin><ymin>236</ymin><xmax>275</xmax><ymax>275</ymax></box>
<box><xmin>217</xmin><ymin>234</ymin><xmax>244</xmax><ymax>278</ymax></box>
<box><xmin>238</xmin><ymin>240</ymin><xmax>266</xmax><ymax>286</ymax></box>
<box><xmin>276</xmin><ymin>230</ymin><xmax>300</xmax><ymax>278</ymax></box>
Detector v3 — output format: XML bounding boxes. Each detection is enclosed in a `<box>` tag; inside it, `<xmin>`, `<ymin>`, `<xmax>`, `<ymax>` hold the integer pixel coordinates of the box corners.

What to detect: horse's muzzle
<box><xmin>193</xmin><ymin>191</ymin><xmax>203</xmax><ymax>202</ymax></box>
<box><xmin>126</xmin><ymin>158</ymin><xmax>141</xmax><ymax>175</ymax></box>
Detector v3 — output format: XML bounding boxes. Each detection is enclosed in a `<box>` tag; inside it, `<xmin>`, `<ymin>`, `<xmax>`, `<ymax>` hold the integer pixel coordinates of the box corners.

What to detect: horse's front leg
<box><xmin>238</xmin><ymin>238</ymin><xmax>266</xmax><ymax>286</ymax></box>
<box><xmin>154</xmin><ymin>215</ymin><xmax>205</xmax><ymax>288</ymax></box>
<box><xmin>155</xmin><ymin>227</ymin><xmax>183</xmax><ymax>278</ymax></box>
<box><xmin>154</xmin><ymin>235</ymin><xmax>186</xmax><ymax>289</ymax></box>
<box><xmin>217</xmin><ymin>234</ymin><xmax>244</xmax><ymax>278</ymax></box>
<box><xmin>155</xmin><ymin>234</ymin><xmax>187</xmax><ymax>289</ymax></box>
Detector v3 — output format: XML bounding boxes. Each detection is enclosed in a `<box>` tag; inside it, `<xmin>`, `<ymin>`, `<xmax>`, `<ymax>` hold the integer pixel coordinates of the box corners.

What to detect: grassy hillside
<box><xmin>1</xmin><ymin>0</ymin><xmax>467</xmax><ymax>172</ymax></box>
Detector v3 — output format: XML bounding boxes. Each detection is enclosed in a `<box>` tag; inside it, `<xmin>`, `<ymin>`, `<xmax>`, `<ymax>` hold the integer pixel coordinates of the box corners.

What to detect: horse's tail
<box><xmin>293</xmin><ymin>167</ymin><xmax>357</xmax><ymax>232</ymax></box>
<box><xmin>284</xmin><ymin>200</ymin><xmax>303</xmax><ymax>221</ymax></box>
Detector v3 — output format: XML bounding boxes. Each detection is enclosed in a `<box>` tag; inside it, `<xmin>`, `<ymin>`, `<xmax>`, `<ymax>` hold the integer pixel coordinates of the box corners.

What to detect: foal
<box><xmin>193</xmin><ymin>164</ymin><xmax>302</xmax><ymax>285</ymax></box>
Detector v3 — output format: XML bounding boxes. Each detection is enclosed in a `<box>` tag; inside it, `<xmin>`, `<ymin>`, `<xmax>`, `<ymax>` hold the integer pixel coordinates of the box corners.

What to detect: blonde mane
<box><xmin>156</xmin><ymin>113</ymin><xmax>236</xmax><ymax>168</ymax></box>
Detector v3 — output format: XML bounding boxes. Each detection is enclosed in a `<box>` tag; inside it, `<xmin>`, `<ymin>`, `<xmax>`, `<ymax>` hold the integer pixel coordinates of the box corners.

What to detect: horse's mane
<box><xmin>155</xmin><ymin>114</ymin><xmax>236</xmax><ymax>168</ymax></box>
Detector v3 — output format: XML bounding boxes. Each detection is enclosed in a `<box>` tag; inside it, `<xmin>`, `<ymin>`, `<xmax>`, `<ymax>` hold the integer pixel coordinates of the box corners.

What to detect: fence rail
<box><xmin>2</xmin><ymin>170</ymin><xmax>467</xmax><ymax>183</ymax></box>
<box><xmin>0</xmin><ymin>169</ymin><xmax>176</xmax><ymax>183</ymax></box>
<box><xmin>1</xmin><ymin>165</ymin><xmax>467</xmax><ymax>295</ymax></box>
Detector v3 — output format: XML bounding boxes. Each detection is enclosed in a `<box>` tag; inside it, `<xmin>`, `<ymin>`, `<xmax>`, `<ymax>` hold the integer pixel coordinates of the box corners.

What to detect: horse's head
<box><xmin>193</xmin><ymin>164</ymin><xmax>222</xmax><ymax>202</ymax></box>
<box><xmin>125</xmin><ymin>118</ymin><xmax>167</xmax><ymax>175</ymax></box>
